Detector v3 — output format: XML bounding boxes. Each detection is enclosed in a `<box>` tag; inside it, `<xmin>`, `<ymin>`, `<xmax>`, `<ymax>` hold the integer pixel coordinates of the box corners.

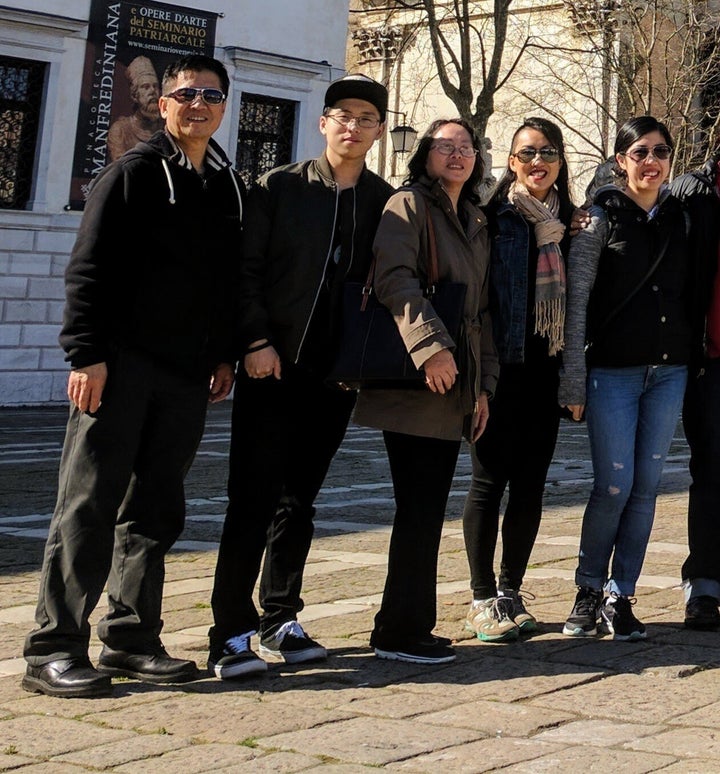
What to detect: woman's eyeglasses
<box><xmin>621</xmin><ymin>144</ymin><xmax>673</xmax><ymax>162</ymax></box>
<box><xmin>512</xmin><ymin>147</ymin><xmax>560</xmax><ymax>164</ymax></box>
<box><xmin>430</xmin><ymin>142</ymin><xmax>478</xmax><ymax>158</ymax></box>
<box><xmin>164</xmin><ymin>87</ymin><xmax>227</xmax><ymax>106</ymax></box>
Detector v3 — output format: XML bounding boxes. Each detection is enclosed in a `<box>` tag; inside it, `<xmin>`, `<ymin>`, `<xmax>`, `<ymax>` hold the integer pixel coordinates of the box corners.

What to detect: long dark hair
<box><xmin>404</xmin><ymin>118</ymin><xmax>484</xmax><ymax>203</ymax></box>
<box><xmin>491</xmin><ymin>116</ymin><xmax>573</xmax><ymax>211</ymax></box>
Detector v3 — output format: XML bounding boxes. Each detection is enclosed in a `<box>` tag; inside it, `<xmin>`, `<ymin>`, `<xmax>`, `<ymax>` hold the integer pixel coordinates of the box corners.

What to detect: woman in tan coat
<box><xmin>354</xmin><ymin>118</ymin><xmax>499</xmax><ymax>664</ymax></box>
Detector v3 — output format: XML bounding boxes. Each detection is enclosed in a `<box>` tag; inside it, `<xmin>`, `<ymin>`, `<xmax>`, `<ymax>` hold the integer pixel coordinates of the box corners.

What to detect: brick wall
<box><xmin>0</xmin><ymin>213</ymin><xmax>80</xmax><ymax>405</ymax></box>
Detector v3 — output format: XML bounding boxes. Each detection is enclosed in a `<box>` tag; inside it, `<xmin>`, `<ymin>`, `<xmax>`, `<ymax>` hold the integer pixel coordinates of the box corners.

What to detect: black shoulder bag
<box><xmin>327</xmin><ymin>199</ymin><xmax>467</xmax><ymax>390</ymax></box>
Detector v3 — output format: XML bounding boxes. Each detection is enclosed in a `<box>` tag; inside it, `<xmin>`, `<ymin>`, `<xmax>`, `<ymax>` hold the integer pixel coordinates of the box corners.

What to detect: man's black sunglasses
<box><xmin>164</xmin><ymin>87</ymin><xmax>226</xmax><ymax>106</ymax></box>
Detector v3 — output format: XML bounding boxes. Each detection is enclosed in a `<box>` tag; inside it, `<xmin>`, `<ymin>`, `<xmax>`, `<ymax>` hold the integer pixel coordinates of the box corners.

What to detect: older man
<box><xmin>23</xmin><ymin>54</ymin><xmax>242</xmax><ymax>698</ymax></box>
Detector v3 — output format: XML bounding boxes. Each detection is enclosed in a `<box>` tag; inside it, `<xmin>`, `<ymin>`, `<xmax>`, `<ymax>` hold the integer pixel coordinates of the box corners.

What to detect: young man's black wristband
<box><xmin>246</xmin><ymin>340</ymin><xmax>272</xmax><ymax>354</ymax></box>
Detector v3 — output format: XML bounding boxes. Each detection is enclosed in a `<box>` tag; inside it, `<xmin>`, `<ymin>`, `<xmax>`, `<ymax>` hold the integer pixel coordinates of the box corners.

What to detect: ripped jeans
<box><xmin>575</xmin><ymin>365</ymin><xmax>687</xmax><ymax>596</ymax></box>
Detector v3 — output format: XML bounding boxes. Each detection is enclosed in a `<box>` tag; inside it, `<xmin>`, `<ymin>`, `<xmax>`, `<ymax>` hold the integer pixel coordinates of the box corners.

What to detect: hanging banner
<box><xmin>68</xmin><ymin>0</ymin><xmax>218</xmax><ymax>210</ymax></box>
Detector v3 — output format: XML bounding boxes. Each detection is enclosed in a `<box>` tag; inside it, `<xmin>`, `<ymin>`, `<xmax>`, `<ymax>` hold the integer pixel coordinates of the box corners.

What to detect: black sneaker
<box><xmin>208</xmin><ymin>631</ymin><xmax>267</xmax><ymax>680</ymax></box>
<box><xmin>600</xmin><ymin>593</ymin><xmax>647</xmax><ymax>641</ymax></box>
<box><xmin>684</xmin><ymin>595</ymin><xmax>720</xmax><ymax>630</ymax></box>
<box><xmin>562</xmin><ymin>586</ymin><xmax>604</xmax><ymax>637</ymax></box>
<box><xmin>259</xmin><ymin>621</ymin><xmax>327</xmax><ymax>664</ymax></box>
<box><xmin>372</xmin><ymin>636</ymin><xmax>456</xmax><ymax>665</ymax></box>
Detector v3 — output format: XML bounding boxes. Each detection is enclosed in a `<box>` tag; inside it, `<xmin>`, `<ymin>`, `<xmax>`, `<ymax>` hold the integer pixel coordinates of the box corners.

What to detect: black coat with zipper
<box><xmin>238</xmin><ymin>153</ymin><xmax>394</xmax><ymax>363</ymax></box>
<box><xmin>60</xmin><ymin>131</ymin><xmax>243</xmax><ymax>380</ymax></box>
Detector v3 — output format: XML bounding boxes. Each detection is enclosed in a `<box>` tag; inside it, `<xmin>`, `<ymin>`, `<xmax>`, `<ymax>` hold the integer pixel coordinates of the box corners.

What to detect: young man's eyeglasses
<box><xmin>430</xmin><ymin>142</ymin><xmax>478</xmax><ymax>158</ymax></box>
<box><xmin>325</xmin><ymin>111</ymin><xmax>381</xmax><ymax>129</ymax></box>
<box><xmin>164</xmin><ymin>87</ymin><xmax>227</xmax><ymax>106</ymax></box>
<box><xmin>512</xmin><ymin>147</ymin><xmax>560</xmax><ymax>164</ymax></box>
<box><xmin>621</xmin><ymin>144</ymin><xmax>673</xmax><ymax>162</ymax></box>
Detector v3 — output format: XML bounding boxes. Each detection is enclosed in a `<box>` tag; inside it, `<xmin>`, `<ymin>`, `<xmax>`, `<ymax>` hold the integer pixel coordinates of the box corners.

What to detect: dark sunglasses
<box><xmin>512</xmin><ymin>147</ymin><xmax>560</xmax><ymax>164</ymax></box>
<box><xmin>164</xmin><ymin>87</ymin><xmax>226</xmax><ymax>106</ymax></box>
<box><xmin>621</xmin><ymin>144</ymin><xmax>673</xmax><ymax>162</ymax></box>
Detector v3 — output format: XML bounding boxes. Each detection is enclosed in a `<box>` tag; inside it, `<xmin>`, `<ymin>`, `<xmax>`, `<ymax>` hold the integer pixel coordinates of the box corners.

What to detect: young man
<box><xmin>208</xmin><ymin>74</ymin><xmax>394</xmax><ymax>679</ymax></box>
<box><xmin>23</xmin><ymin>55</ymin><xmax>242</xmax><ymax>698</ymax></box>
<box><xmin>671</xmin><ymin>152</ymin><xmax>720</xmax><ymax>629</ymax></box>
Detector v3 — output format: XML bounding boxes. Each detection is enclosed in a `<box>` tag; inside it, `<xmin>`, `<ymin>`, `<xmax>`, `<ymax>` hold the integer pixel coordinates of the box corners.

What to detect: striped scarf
<box><xmin>508</xmin><ymin>182</ymin><xmax>566</xmax><ymax>356</ymax></box>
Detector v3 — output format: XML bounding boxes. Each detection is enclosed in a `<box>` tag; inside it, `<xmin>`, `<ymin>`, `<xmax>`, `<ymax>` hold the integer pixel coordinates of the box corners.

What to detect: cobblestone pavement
<box><xmin>1</xmin><ymin>401</ymin><xmax>719</xmax><ymax>772</ymax></box>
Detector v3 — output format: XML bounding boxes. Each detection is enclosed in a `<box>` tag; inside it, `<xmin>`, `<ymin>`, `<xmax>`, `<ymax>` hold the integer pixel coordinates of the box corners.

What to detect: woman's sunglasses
<box><xmin>621</xmin><ymin>144</ymin><xmax>673</xmax><ymax>162</ymax></box>
<box><xmin>164</xmin><ymin>87</ymin><xmax>227</xmax><ymax>106</ymax></box>
<box><xmin>511</xmin><ymin>147</ymin><xmax>560</xmax><ymax>164</ymax></box>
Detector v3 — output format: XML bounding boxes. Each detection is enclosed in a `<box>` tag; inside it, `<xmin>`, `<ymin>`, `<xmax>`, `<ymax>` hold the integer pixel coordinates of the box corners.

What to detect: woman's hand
<box><xmin>471</xmin><ymin>392</ymin><xmax>490</xmax><ymax>441</ymax></box>
<box><xmin>563</xmin><ymin>403</ymin><xmax>586</xmax><ymax>422</ymax></box>
<box><xmin>422</xmin><ymin>349</ymin><xmax>458</xmax><ymax>394</ymax></box>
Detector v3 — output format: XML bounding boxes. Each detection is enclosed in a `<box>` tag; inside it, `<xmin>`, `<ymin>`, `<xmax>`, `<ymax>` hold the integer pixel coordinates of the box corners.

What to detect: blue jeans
<box><xmin>575</xmin><ymin>365</ymin><xmax>687</xmax><ymax>596</ymax></box>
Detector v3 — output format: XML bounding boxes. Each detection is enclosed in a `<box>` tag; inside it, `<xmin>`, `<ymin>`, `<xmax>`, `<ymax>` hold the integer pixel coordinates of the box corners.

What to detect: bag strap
<box><xmin>424</xmin><ymin>200</ymin><xmax>440</xmax><ymax>292</ymax></box>
<box><xmin>360</xmin><ymin>193</ymin><xmax>439</xmax><ymax>310</ymax></box>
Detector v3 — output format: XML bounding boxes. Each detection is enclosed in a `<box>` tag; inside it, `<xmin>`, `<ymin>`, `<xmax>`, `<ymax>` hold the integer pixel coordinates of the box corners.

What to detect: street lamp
<box><xmin>386</xmin><ymin>109</ymin><xmax>418</xmax><ymax>153</ymax></box>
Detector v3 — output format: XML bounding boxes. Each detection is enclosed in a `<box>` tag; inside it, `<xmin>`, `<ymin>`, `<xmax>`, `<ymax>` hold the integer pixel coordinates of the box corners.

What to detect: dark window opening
<box><xmin>0</xmin><ymin>56</ymin><xmax>46</xmax><ymax>210</ymax></box>
<box><xmin>236</xmin><ymin>93</ymin><xmax>296</xmax><ymax>188</ymax></box>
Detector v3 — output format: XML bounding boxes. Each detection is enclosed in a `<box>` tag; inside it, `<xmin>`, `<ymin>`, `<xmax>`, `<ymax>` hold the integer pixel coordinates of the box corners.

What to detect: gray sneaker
<box><xmin>465</xmin><ymin>597</ymin><xmax>520</xmax><ymax>642</ymax></box>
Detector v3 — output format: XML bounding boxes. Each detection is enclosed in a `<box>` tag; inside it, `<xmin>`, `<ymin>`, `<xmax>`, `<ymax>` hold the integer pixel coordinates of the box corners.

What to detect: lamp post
<box><xmin>386</xmin><ymin>109</ymin><xmax>418</xmax><ymax>154</ymax></box>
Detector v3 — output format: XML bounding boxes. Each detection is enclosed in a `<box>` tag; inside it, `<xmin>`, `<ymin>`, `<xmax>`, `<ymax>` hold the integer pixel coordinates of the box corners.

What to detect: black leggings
<box><xmin>462</xmin><ymin>362</ymin><xmax>560</xmax><ymax>599</ymax></box>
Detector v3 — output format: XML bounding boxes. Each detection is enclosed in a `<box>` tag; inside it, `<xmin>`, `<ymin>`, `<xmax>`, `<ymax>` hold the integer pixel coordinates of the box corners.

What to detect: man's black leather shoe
<box><xmin>684</xmin><ymin>595</ymin><xmax>720</xmax><ymax>630</ymax></box>
<box><xmin>22</xmin><ymin>658</ymin><xmax>113</xmax><ymax>698</ymax></box>
<box><xmin>97</xmin><ymin>644</ymin><xmax>198</xmax><ymax>684</ymax></box>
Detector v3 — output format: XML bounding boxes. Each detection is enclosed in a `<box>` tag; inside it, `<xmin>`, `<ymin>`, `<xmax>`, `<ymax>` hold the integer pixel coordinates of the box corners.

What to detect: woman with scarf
<box><xmin>462</xmin><ymin>117</ymin><xmax>576</xmax><ymax>642</ymax></box>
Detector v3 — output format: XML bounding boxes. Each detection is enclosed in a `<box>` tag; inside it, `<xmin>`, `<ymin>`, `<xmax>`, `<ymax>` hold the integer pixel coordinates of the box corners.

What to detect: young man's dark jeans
<box><xmin>209</xmin><ymin>365</ymin><xmax>356</xmax><ymax>649</ymax></box>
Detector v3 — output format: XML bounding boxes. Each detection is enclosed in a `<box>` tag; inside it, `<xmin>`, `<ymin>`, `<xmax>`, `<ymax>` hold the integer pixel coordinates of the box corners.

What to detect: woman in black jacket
<box><xmin>560</xmin><ymin>116</ymin><xmax>691</xmax><ymax>641</ymax></box>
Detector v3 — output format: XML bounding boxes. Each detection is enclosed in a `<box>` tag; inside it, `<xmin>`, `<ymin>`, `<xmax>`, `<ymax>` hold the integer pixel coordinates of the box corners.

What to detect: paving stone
<box><xmin>0</xmin><ymin>405</ymin><xmax>712</xmax><ymax>770</ymax></box>
<box><xmin>258</xmin><ymin>716</ymin><xmax>482</xmax><ymax>766</ymax></box>
<box><xmin>0</xmin><ymin>715</ymin><xmax>132</xmax><ymax>758</ymax></box>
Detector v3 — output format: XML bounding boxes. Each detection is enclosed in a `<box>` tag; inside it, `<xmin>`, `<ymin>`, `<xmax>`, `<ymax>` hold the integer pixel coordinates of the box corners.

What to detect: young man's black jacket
<box><xmin>238</xmin><ymin>153</ymin><xmax>394</xmax><ymax>363</ymax></box>
<box><xmin>61</xmin><ymin>130</ymin><xmax>244</xmax><ymax>379</ymax></box>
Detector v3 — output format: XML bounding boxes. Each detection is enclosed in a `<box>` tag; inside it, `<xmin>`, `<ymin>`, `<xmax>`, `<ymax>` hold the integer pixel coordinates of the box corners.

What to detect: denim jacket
<box><xmin>487</xmin><ymin>199</ymin><xmax>573</xmax><ymax>365</ymax></box>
